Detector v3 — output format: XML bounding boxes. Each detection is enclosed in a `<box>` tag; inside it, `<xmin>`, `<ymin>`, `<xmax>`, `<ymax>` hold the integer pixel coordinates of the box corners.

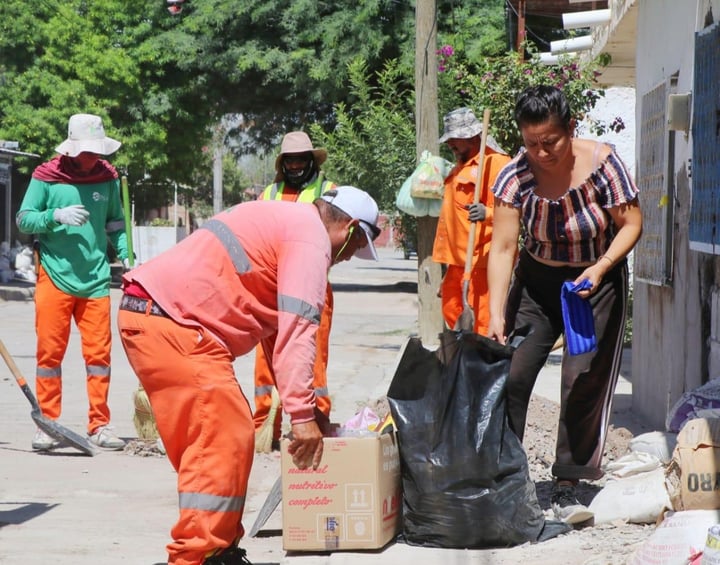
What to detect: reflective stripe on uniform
<box><xmin>254</xmin><ymin>383</ymin><xmax>329</xmax><ymax>399</ymax></box>
<box><xmin>179</xmin><ymin>491</ymin><xmax>245</xmax><ymax>514</ymax></box>
<box><xmin>199</xmin><ymin>219</ymin><xmax>252</xmax><ymax>274</ymax></box>
<box><xmin>265</xmin><ymin>184</ymin><xmax>280</xmax><ymax>200</ymax></box>
<box><xmin>37</xmin><ymin>367</ymin><xmax>61</xmax><ymax>377</ymax></box>
<box><xmin>105</xmin><ymin>220</ymin><xmax>125</xmax><ymax>233</ymax></box>
<box><xmin>86</xmin><ymin>364</ymin><xmax>110</xmax><ymax>376</ymax></box>
<box><xmin>278</xmin><ymin>294</ymin><xmax>320</xmax><ymax>324</ymax></box>
<box><xmin>262</xmin><ymin>177</ymin><xmax>334</xmax><ymax>202</ymax></box>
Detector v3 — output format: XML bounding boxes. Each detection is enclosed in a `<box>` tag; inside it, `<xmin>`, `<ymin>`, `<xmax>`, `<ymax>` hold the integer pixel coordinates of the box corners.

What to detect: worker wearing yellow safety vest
<box><xmin>253</xmin><ymin>131</ymin><xmax>335</xmax><ymax>451</ymax></box>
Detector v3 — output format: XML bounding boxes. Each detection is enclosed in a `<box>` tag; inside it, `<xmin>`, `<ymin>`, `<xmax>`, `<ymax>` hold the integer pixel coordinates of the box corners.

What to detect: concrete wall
<box><xmin>132</xmin><ymin>226</ymin><xmax>187</xmax><ymax>265</ymax></box>
<box><xmin>632</xmin><ymin>0</ymin><xmax>720</xmax><ymax>429</ymax></box>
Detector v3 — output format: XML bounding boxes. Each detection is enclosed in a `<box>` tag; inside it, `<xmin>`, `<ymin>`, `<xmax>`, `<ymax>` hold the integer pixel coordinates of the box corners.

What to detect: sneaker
<box><xmin>203</xmin><ymin>547</ymin><xmax>252</xmax><ymax>564</ymax></box>
<box><xmin>551</xmin><ymin>484</ymin><xmax>594</xmax><ymax>524</ymax></box>
<box><xmin>32</xmin><ymin>428</ymin><xmax>63</xmax><ymax>451</ymax></box>
<box><xmin>88</xmin><ymin>425</ymin><xmax>126</xmax><ymax>450</ymax></box>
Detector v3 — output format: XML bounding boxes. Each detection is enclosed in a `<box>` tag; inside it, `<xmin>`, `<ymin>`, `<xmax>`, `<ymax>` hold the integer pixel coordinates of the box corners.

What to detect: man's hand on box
<box><xmin>288</xmin><ymin>420</ymin><xmax>324</xmax><ymax>470</ymax></box>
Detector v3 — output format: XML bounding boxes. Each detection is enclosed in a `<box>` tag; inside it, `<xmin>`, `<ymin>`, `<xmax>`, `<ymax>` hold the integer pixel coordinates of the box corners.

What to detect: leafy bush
<box><xmin>438</xmin><ymin>44</ymin><xmax>623</xmax><ymax>155</ymax></box>
<box><xmin>310</xmin><ymin>58</ymin><xmax>416</xmax><ymax>212</ymax></box>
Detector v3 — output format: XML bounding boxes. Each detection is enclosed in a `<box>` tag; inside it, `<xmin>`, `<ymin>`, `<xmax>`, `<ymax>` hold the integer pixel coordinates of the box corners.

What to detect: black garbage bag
<box><xmin>387</xmin><ymin>327</ymin><xmax>569</xmax><ymax>548</ymax></box>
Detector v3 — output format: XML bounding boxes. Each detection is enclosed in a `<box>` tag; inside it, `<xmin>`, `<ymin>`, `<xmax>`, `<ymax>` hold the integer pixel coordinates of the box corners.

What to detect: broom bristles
<box><xmin>255</xmin><ymin>386</ymin><xmax>280</xmax><ymax>454</ymax></box>
<box><xmin>132</xmin><ymin>386</ymin><xmax>159</xmax><ymax>441</ymax></box>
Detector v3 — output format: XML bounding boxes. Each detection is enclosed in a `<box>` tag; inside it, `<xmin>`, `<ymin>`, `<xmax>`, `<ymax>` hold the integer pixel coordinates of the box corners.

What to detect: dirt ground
<box><xmin>0</xmin><ymin>249</ymin><xmax>660</xmax><ymax>564</ymax></box>
<box><xmin>237</xmin><ymin>392</ymin><xmax>657</xmax><ymax>565</ymax></box>
<box><xmin>522</xmin><ymin>393</ymin><xmax>655</xmax><ymax>561</ymax></box>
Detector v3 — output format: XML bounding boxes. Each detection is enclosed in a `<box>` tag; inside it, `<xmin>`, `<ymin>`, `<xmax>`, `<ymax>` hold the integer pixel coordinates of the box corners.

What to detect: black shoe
<box><xmin>203</xmin><ymin>547</ymin><xmax>252</xmax><ymax>565</ymax></box>
<box><xmin>550</xmin><ymin>484</ymin><xmax>594</xmax><ymax>524</ymax></box>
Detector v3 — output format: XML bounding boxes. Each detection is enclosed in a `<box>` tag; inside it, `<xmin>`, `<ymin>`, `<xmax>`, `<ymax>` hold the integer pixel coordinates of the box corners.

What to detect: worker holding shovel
<box><xmin>432</xmin><ymin>107</ymin><xmax>511</xmax><ymax>335</ymax></box>
<box><xmin>117</xmin><ymin>186</ymin><xmax>380</xmax><ymax>565</ymax></box>
<box><xmin>16</xmin><ymin>113</ymin><xmax>129</xmax><ymax>452</ymax></box>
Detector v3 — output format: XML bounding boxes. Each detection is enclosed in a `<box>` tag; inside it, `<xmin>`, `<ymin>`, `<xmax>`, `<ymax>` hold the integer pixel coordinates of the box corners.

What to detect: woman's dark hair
<box><xmin>514</xmin><ymin>85</ymin><xmax>572</xmax><ymax>130</ymax></box>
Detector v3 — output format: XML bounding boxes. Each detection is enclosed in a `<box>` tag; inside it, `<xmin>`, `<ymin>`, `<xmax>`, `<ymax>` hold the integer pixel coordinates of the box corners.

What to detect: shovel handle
<box><xmin>121</xmin><ymin>176</ymin><xmax>135</xmax><ymax>267</ymax></box>
<box><xmin>0</xmin><ymin>339</ymin><xmax>41</xmax><ymax>411</ymax></box>
<box><xmin>462</xmin><ymin>108</ymin><xmax>491</xmax><ymax>280</ymax></box>
<box><xmin>0</xmin><ymin>339</ymin><xmax>29</xmax><ymax>388</ymax></box>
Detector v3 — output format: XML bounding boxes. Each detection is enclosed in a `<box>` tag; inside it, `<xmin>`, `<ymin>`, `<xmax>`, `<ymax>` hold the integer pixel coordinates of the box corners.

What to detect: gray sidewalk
<box><xmin>0</xmin><ymin>248</ymin><xmax>644</xmax><ymax>565</ymax></box>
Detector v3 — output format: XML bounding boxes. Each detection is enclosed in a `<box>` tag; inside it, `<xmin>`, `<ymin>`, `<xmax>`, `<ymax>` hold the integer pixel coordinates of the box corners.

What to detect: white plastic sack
<box><xmin>589</xmin><ymin>467</ymin><xmax>672</xmax><ymax>524</ymax></box>
<box><xmin>631</xmin><ymin>509</ymin><xmax>720</xmax><ymax>565</ymax></box>
<box><xmin>605</xmin><ymin>451</ymin><xmax>664</xmax><ymax>478</ymax></box>
<box><xmin>630</xmin><ymin>430</ymin><xmax>678</xmax><ymax>464</ymax></box>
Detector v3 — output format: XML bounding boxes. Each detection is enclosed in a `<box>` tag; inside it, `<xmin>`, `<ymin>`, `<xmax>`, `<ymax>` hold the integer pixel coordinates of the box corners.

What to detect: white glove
<box><xmin>53</xmin><ymin>205</ymin><xmax>89</xmax><ymax>226</ymax></box>
<box><xmin>122</xmin><ymin>258</ymin><xmax>131</xmax><ymax>270</ymax></box>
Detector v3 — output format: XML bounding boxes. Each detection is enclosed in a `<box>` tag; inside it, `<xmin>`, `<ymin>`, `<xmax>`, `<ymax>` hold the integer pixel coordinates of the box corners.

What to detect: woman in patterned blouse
<box><xmin>486</xmin><ymin>85</ymin><xmax>642</xmax><ymax>526</ymax></box>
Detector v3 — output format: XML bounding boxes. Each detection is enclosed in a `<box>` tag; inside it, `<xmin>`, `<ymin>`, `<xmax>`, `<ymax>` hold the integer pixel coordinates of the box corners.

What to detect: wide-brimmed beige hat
<box><xmin>55</xmin><ymin>114</ymin><xmax>121</xmax><ymax>157</ymax></box>
<box><xmin>273</xmin><ymin>131</ymin><xmax>327</xmax><ymax>175</ymax></box>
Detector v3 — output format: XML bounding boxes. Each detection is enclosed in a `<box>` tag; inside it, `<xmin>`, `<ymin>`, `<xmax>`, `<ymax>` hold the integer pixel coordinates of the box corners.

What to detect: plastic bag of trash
<box><xmin>666</xmin><ymin>379</ymin><xmax>720</xmax><ymax>433</ymax></box>
<box><xmin>387</xmin><ymin>326</ymin><xmax>570</xmax><ymax>548</ymax></box>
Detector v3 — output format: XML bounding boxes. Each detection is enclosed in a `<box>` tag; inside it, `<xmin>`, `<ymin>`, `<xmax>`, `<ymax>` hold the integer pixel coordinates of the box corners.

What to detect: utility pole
<box><xmin>415</xmin><ymin>0</ymin><xmax>443</xmax><ymax>346</ymax></box>
<box><xmin>516</xmin><ymin>0</ymin><xmax>526</xmax><ymax>54</ymax></box>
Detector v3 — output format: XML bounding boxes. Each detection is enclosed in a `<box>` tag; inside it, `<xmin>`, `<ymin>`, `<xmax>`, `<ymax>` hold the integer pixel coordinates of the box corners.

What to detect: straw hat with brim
<box><xmin>55</xmin><ymin>114</ymin><xmax>122</xmax><ymax>157</ymax></box>
<box><xmin>274</xmin><ymin>131</ymin><xmax>327</xmax><ymax>175</ymax></box>
<box><xmin>438</xmin><ymin>107</ymin><xmax>506</xmax><ymax>154</ymax></box>
<box><xmin>320</xmin><ymin>186</ymin><xmax>380</xmax><ymax>261</ymax></box>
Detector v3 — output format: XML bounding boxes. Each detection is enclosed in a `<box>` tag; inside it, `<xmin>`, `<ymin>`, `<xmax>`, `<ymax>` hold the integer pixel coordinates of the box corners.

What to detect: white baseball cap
<box><xmin>55</xmin><ymin>114</ymin><xmax>122</xmax><ymax>157</ymax></box>
<box><xmin>320</xmin><ymin>186</ymin><xmax>380</xmax><ymax>261</ymax></box>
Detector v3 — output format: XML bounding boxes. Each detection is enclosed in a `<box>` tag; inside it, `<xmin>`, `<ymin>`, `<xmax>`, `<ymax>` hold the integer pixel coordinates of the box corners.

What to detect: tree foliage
<box><xmin>310</xmin><ymin>59</ymin><xmax>416</xmax><ymax>211</ymax></box>
<box><xmin>0</xmin><ymin>1</ymin><xmax>206</xmax><ymax>185</ymax></box>
<box><xmin>0</xmin><ymin>0</ymin><xmax>424</xmax><ymax>214</ymax></box>
<box><xmin>0</xmin><ymin>0</ymin><xmax>613</xmax><ymax>224</ymax></box>
<box><xmin>310</xmin><ymin>40</ymin><xmax>622</xmax><ymax>251</ymax></box>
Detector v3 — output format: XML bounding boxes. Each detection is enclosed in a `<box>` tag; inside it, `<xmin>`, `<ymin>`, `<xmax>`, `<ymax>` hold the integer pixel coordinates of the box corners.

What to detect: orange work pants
<box><xmin>252</xmin><ymin>284</ymin><xmax>333</xmax><ymax>440</ymax></box>
<box><xmin>118</xmin><ymin>307</ymin><xmax>253</xmax><ymax>565</ymax></box>
<box><xmin>440</xmin><ymin>263</ymin><xmax>490</xmax><ymax>336</ymax></box>
<box><xmin>34</xmin><ymin>265</ymin><xmax>112</xmax><ymax>434</ymax></box>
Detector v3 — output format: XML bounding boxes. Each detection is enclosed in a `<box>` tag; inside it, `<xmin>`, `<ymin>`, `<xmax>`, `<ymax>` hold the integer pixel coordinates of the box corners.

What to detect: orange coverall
<box><xmin>253</xmin><ymin>178</ymin><xmax>335</xmax><ymax>441</ymax></box>
<box><xmin>118</xmin><ymin>201</ymin><xmax>330</xmax><ymax>565</ymax></box>
<box><xmin>432</xmin><ymin>149</ymin><xmax>511</xmax><ymax>335</ymax></box>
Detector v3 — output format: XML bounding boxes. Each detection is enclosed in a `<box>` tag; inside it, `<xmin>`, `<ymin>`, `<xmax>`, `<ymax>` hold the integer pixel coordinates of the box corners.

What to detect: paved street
<box><xmin>0</xmin><ymin>247</ymin><xmax>643</xmax><ymax>564</ymax></box>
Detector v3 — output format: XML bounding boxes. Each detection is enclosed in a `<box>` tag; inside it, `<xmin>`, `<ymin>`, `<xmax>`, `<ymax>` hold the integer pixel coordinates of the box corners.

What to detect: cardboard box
<box><xmin>668</xmin><ymin>417</ymin><xmax>720</xmax><ymax>510</ymax></box>
<box><xmin>281</xmin><ymin>433</ymin><xmax>401</xmax><ymax>551</ymax></box>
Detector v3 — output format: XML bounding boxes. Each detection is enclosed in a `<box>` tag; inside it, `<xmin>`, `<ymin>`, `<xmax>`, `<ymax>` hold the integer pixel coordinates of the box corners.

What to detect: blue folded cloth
<box><xmin>560</xmin><ymin>279</ymin><xmax>597</xmax><ymax>356</ymax></box>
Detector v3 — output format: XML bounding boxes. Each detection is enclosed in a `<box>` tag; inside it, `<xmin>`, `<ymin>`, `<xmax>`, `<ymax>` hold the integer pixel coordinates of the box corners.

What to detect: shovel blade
<box><xmin>31</xmin><ymin>410</ymin><xmax>98</xmax><ymax>456</ymax></box>
<box><xmin>248</xmin><ymin>476</ymin><xmax>282</xmax><ymax>537</ymax></box>
<box><xmin>454</xmin><ymin>308</ymin><xmax>475</xmax><ymax>333</ymax></box>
